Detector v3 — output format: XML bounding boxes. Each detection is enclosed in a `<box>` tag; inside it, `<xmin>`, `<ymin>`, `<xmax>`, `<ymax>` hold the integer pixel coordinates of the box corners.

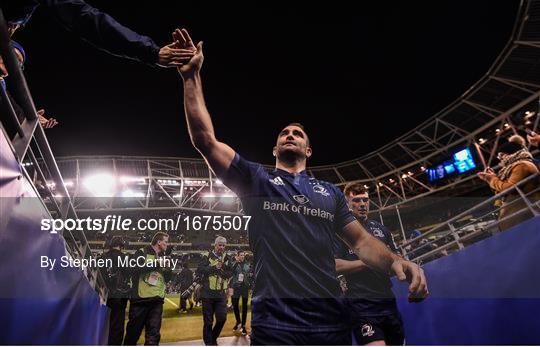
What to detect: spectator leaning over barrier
<box><xmin>477</xmin><ymin>137</ymin><xmax>540</xmax><ymax>230</ymax></box>
<box><xmin>0</xmin><ymin>40</ymin><xmax>58</xmax><ymax>129</ymax></box>
<box><xmin>3</xmin><ymin>0</ymin><xmax>195</xmax><ymax>68</ymax></box>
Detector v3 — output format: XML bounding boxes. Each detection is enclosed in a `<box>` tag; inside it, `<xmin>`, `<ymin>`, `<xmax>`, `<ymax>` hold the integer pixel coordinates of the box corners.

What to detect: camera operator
<box><xmin>229</xmin><ymin>250</ymin><xmax>251</xmax><ymax>336</ymax></box>
<box><xmin>197</xmin><ymin>236</ymin><xmax>232</xmax><ymax>346</ymax></box>
<box><xmin>100</xmin><ymin>236</ymin><xmax>130</xmax><ymax>345</ymax></box>
<box><xmin>123</xmin><ymin>232</ymin><xmax>172</xmax><ymax>345</ymax></box>
<box><xmin>178</xmin><ymin>263</ymin><xmax>195</xmax><ymax>313</ymax></box>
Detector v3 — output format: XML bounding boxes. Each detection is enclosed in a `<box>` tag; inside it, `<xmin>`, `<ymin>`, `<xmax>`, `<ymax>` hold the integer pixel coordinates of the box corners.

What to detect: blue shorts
<box><xmin>351</xmin><ymin>312</ymin><xmax>405</xmax><ymax>346</ymax></box>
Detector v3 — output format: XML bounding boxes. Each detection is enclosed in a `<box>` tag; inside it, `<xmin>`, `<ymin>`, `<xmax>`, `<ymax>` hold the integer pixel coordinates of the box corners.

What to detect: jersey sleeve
<box><xmin>333</xmin><ymin>185</ymin><xmax>356</xmax><ymax>231</ymax></box>
<box><xmin>380</xmin><ymin>223</ymin><xmax>399</xmax><ymax>253</ymax></box>
<box><xmin>332</xmin><ymin>234</ymin><xmax>350</xmax><ymax>259</ymax></box>
<box><xmin>222</xmin><ymin>153</ymin><xmax>265</xmax><ymax>197</ymax></box>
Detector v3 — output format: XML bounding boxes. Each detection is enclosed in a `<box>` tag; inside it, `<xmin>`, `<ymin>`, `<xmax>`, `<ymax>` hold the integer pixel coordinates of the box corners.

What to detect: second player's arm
<box><xmin>335</xmin><ymin>258</ymin><xmax>367</xmax><ymax>274</ymax></box>
<box><xmin>341</xmin><ymin>220</ymin><xmax>428</xmax><ymax>299</ymax></box>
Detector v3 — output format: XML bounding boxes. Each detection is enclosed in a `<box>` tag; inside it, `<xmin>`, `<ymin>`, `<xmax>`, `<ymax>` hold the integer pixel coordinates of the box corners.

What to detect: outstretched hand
<box><xmin>37</xmin><ymin>109</ymin><xmax>58</xmax><ymax>129</ymax></box>
<box><xmin>157</xmin><ymin>32</ymin><xmax>196</xmax><ymax>68</ymax></box>
<box><xmin>391</xmin><ymin>259</ymin><xmax>429</xmax><ymax>303</ymax></box>
<box><xmin>173</xmin><ymin>28</ymin><xmax>204</xmax><ymax>77</ymax></box>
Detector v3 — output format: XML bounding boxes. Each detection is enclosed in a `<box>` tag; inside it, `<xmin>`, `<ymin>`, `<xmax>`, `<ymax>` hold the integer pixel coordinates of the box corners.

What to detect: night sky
<box><xmin>13</xmin><ymin>1</ymin><xmax>519</xmax><ymax>165</ymax></box>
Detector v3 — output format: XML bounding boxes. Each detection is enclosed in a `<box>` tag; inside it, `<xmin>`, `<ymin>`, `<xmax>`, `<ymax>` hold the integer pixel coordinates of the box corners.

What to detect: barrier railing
<box><xmin>0</xmin><ymin>9</ymin><xmax>108</xmax><ymax>301</ymax></box>
<box><xmin>400</xmin><ymin>172</ymin><xmax>540</xmax><ymax>264</ymax></box>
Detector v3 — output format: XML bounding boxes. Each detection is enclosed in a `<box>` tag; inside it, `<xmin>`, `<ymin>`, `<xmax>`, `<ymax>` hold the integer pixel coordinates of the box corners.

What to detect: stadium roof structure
<box><xmin>35</xmin><ymin>0</ymin><xmax>540</xmax><ymax>215</ymax></box>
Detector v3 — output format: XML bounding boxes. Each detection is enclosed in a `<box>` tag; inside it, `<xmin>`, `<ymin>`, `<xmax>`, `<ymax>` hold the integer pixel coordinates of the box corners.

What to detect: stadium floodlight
<box><xmin>120</xmin><ymin>176</ymin><xmax>146</xmax><ymax>184</ymax></box>
<box><xmin>363</xmin><ymin>185</ymin><xmax>369</xmax><ymax>189</ymax></box>
<box><xmin>215</xmin><ymin>179</ymin><xmax>224</xmax><ymax>185</ymax></box>
<box><xmin>64</xmin><ymin>180</ymin><xmax>74</xmax><ymax>187</ymax></box>
<box><xmin>402</xmin><ymin>174</ymin><xmax>408</xmax><ymax>179</ymax></box>
<box><xmin>121</xmin><ymin>189</ymin><xmax>145</xmax><ymax>198</ymax></box>
<box><xmin>83</xmin><ymin>173</ymin><xmax>116</xmax><ymax>197</ymax></box>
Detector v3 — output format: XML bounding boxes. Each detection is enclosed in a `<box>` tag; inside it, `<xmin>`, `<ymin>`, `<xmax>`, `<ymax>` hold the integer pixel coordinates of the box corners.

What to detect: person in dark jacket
<box><xmin>2</xmin><ymin>0</ymin><xmax>195</xmax><ymax>67</ymax></box>
<box><xmin>123</xmin><ymin>232</ymin><xmax>172</xmax><ymax>346</ymax></box>
<box><xmin>178</xmin><ymin>264</ymin><xmax>194</xmax><ymax>313</ymax></box>
<box><xmin>197</xmin><ymin>236</ymin><xmax>232</xmax><ymax>346</ymax></box>
<box><xmin>99</xmin><ymin>236</ymin><xmax>130</xmax><ymax>345</ymax></box>
<box><xmin>229</xmin><ymin>250</ymin><xmax>251</xmax><ymax>336</ymax></box>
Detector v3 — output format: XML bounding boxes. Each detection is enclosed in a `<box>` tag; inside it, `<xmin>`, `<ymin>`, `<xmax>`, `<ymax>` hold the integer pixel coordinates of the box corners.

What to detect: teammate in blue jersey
<box><xmin>335</xmin><ymin>183</ymin><xmax>413</xmax><ymax>345</ymax></box>
<box><xmin>174</xmin><ymin>28</ymin><xmax>428</xmax><ymax>345</ymax></box>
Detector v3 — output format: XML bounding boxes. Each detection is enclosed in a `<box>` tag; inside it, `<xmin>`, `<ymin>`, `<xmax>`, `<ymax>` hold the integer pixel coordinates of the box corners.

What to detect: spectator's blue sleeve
<box><xmin>222</xmin><ymin>153</ymin><xmax>264</xmax><ymax>197</ymax></box>
<box><xmin>38</xmin><ymin>0</ymin><xmax>160</xmax><ymax>66</ymax></box>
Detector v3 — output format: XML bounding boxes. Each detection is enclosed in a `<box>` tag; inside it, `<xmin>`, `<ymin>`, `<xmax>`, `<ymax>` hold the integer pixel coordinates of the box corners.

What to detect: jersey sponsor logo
<box><xmin>269</xmin><ymin>176</ymin><xmax>285</xmax><ymax>186</ymax></box>
<box><xmin>361</xmin><ymin>324</ymin><xmax>375</xmax><ymax>337</ymax></box>
<box><xmin>313</xmin><ymin>184</ymin><xmax>330</xmax><ymax>196</ymax></box>
<box><xmin>371</xmin><ymin>227</ymin><xmax>384</xmax><ymax>238</ymax></box>
<box><xmin>262</xmin><ymin>200</ymin><xmax>335</xmax><ymax>221</ymax></box>
<box><xmin>293</xmin><ymin>195</ymin><xmax>310</xmax><ymax>204</ymax></box>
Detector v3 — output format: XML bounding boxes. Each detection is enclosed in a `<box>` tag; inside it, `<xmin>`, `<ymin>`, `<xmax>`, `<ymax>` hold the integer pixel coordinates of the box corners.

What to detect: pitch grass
<box><xmin>134</xmin><ymin>295</ymin><xmax>252</xmax><ymax>344</ymax></box>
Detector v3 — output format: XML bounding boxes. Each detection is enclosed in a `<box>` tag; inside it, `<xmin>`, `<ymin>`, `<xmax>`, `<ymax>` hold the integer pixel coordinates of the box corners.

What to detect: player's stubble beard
<box><xmin>276</xmin><ymin>146</ymin><xmax>307</xmax><ymax>168</ymax></box>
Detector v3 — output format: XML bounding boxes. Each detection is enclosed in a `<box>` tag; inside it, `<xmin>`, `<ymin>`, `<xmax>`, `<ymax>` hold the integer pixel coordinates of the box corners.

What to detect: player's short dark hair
<box><xmin>237</xmin><ymin>250</ymin><xmax>245</xmax><ymax>255</ymax></box>
<box><xmin>151</xmin><ymin>232</ymin><xmax>169</xmax><ymax>246</ymax></box>
<box><xmin>343</xmin><ymin>182</ymin><xmax>368</xmax><ymax>197</ymax></box>
<box><xmin>284</xmin><ymin>122</ymin><xmax>310</xmax><ymax>147</ymax></box>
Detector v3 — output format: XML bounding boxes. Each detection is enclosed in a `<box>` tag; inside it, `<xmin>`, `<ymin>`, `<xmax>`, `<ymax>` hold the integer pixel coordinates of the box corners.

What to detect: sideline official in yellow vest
<box><xmin>197</xmin><ymin>236</ymin><xmax>232</xmax><ymax>345</ymax></box>
<box><xmin>124</xmin><ymin>232</ymin><xmax>173</xmax><ymax>345</ymax></box>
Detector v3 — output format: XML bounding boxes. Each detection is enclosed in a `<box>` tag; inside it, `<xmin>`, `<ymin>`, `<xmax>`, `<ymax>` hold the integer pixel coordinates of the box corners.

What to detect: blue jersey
<box><xmin>222</xmin><ymin>154</ymin><xmax>356</xmax><ymax>332</ymax></box>
<box><xmin>334</xmin><ymin>218</ymin><xmax>400</xmax><ymax>316</ymax></box>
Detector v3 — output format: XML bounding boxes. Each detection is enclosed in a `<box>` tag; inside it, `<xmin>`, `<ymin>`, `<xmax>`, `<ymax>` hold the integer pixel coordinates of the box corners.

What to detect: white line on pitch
<box><xmin>165</xmin><ymin>297</ymin><xmax>179</xmax><ymax>308</ymax></box>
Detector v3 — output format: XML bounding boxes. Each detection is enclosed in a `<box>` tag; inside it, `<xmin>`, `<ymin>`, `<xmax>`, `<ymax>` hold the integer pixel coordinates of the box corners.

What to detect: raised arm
<box><xmin>341</xmin><ymin>220</ymin><xmax>428</xmax><ymax>301</ymax></box>
<box><xmin>175</xmin><ymin>29</ymin><xmax>235</xmax><ymax>178</ymax></box>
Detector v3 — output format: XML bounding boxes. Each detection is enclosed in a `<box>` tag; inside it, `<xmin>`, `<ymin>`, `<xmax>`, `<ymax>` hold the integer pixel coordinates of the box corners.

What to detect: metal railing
<box><xmin>0</xmin><ymin>9</ymin><xmax>108</xmax><ymax>301</ymax></box>
<box><xmin>400</xmin><ymin>172</ymin><xmax>540</xmax><ymax>264</ymax></box>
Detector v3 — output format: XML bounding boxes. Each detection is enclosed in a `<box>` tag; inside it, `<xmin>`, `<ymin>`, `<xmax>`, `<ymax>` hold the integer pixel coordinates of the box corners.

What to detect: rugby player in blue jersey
<box><xmin>335</xmin><ymin>183</ymin><xmax>412</xmax><ymax>345</ymax></box>
<box><xmin>174</xmin><ymin>28</ymin><xmax>428</xmax><ymax>345</ymax></box>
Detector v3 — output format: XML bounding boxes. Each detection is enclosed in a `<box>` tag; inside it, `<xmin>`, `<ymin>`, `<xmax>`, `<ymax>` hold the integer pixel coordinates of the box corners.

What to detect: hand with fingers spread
<box><xmin>37</xmin><ymin>109</ymin><xmax>59</xmax><ymax>129</ymax></box>
<box><xmin>391</xmin><ymin>258</ymin><xmax>429</xmax><ymax>302</ymax></box>
<box><xmin>173</xmin><ymin>28</ymin><xmax>204</xmax><ymax>77</ymax></box>
<box><xmin>157</xmin><ymin>36</ymin><xmax>196</xmax><ymax>68</ymax></box>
